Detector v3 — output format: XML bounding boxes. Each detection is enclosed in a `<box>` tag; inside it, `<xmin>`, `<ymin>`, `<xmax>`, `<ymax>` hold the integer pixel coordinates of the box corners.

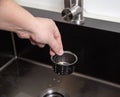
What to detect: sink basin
<box><xmin>0</xmin><ymin>58</ymin><xmax>120</xmax><ymax>97</ymax></box>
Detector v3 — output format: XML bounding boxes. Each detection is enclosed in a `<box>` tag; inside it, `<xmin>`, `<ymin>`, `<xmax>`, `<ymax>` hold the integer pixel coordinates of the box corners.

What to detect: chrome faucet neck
<box><xmin>64</xmin><ymin>0</ymin><xmax>71</xmax><ymax>8</ymax></box>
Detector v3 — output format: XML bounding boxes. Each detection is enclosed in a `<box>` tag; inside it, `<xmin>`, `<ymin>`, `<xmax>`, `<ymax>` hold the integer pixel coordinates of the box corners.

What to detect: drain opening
<box><xmin>43</xmin><ymin>92</ymin><xmax>64</xmax><ymax>97</ymax></box>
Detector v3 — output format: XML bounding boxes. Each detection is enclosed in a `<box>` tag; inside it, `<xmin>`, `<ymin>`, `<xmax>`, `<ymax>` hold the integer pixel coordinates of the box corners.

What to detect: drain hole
<box><xmin>43</xmin><ymin>92</ymin><xmax>64</xmax><ymax>97</ymax></box>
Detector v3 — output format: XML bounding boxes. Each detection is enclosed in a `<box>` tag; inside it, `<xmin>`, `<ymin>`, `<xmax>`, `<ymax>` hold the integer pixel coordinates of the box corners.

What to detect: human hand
<box><xmin>16</xmin><ymin>17</ymin><xmax>63</xmax><ymax>56</ymax></box>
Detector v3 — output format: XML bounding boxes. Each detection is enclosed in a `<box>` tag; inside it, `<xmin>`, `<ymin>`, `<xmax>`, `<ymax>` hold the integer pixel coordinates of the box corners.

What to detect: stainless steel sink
<box><xmin>0</xmin><ymin>58</ymin><xmax>120</xmax><ymax>97</ymax></box>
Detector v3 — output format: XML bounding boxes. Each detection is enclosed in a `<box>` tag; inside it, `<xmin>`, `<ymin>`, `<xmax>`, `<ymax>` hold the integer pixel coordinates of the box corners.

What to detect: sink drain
<box><xmin>43</xmin><ymin>92</ymin><xmax>64</xmax><ymax>97</ymax></box>
<box><xmin>39</xmin><ymin>88</ymin><xmax>70</xmax><ymax>97</ymax></box>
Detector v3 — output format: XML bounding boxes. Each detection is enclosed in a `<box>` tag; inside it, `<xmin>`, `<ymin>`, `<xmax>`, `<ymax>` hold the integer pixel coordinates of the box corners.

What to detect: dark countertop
<box><xmin>0</xmin><ymin>58</ymin><xmax>120</xmax><ymax>97</ymax></box>
<box><xmin>24</xmin><ymin>7</ymin><xmax>120</xmax><ymax>33</ymax></box>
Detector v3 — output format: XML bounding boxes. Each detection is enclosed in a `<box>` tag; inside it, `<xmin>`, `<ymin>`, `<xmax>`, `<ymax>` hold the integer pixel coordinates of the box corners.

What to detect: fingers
<box><xmin>16</xmin><ymin>31</ymin><xmax>30</xmax><ymax>39</ymax></box>
<box><xmin>38</xmin><ymin>44</ymin><xmax>45</xmax><ymax>48</ymax></box>
<box><xmin>30</xmin><ymin>40</ymin><xmax>45</xmax><ymax>48</ymax></box>
<box><xmin>16</xmin><ymin>18</ymin><xmax>63</xmax><ymax>56</ymax></box>
<box><xmin>30</xmin><ymin>38</ymin><xmax>45</xmax><ymax>48</ymax></box>
<box><xmin>48</xmin><ymin>33</ymin><xmax>63</xmax><ymax>56</ymax></box>
<box><xmin>47</xmin><ymin>23</ymin><xmax>63</xmax><ymax>56</ymax></box>
<box><xmin>51</xmin><ymin>26</ymin><xmax>63</xmax><ymax>56</ymax></box>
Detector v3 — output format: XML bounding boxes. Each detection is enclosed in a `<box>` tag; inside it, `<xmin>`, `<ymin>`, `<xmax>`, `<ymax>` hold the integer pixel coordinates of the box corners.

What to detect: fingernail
<box><xmin>58</xmin><ymin>49</ymin><xmax>63</xmax><ymax>55</ymax></box>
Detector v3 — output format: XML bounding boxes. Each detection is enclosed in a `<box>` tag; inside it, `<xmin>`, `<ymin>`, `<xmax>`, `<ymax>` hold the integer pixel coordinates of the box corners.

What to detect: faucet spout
<box><xmin>61</xmin><ymin>0</ymin><xmax>84</xmax><ymax>25</ymax></box>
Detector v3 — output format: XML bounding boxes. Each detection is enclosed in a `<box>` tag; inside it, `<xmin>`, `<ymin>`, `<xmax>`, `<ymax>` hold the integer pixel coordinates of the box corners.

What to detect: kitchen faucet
<box><xmin>61</xmin><ymin>0</ymin><xmax>84</xmax><ymax>25</ymax></box>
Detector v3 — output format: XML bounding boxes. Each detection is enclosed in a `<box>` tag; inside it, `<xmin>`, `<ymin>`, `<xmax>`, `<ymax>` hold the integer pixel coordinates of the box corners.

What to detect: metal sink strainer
<box><xmin>51</xmin><ymin>51</ymin><xmax>78</xmax><ymax>75</ymax></box>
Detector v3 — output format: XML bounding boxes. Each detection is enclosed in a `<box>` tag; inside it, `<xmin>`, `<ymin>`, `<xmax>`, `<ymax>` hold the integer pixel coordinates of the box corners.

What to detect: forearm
<box><xmin>0</xmin><ymin>0</ymin><xmax>37</xmax><ymax>32</ymax></box>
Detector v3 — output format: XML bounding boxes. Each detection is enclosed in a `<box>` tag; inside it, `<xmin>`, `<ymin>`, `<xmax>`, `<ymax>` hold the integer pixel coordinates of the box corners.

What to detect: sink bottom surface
<box><xmin>0</xmin><ymin>58</ymin><xmax>120</xmax><ymax>97</ymax></box>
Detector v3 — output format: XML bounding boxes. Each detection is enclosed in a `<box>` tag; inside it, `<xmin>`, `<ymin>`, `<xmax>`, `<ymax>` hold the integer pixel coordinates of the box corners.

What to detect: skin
<box><xmin>0</xmin><ymin>0</ymin><xmax>63</xmax><ymax>56</ymax></box>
